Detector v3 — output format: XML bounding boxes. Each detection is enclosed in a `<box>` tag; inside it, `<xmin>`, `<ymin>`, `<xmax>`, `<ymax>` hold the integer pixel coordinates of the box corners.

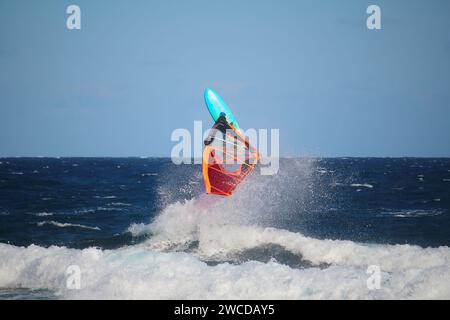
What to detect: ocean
<box><xmin>0</xmin><ymin>157</ymin><xmax>449</xmax><ymax>299</ymax></box>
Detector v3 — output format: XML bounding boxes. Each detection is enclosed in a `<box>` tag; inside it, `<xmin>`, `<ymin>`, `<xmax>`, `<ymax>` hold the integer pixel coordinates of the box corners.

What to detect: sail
<box><xmin>202</xmin><ymin>115</ymin><xmax>259</xmax><ymax>196</ymax></box>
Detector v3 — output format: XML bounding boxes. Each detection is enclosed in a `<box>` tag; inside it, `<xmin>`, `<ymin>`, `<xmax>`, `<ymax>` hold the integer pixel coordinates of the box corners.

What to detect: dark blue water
<box><xmin>0</xmin><ymin>157</ymin><xmax>449</xmax><ymax>249</ymax></box>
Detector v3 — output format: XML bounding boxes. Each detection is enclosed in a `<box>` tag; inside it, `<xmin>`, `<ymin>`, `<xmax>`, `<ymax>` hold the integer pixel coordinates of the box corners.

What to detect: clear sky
<box><xmin>1</xmin><ymin>0</ymin><xmax>449</xmax><ymax>157</ymax></box>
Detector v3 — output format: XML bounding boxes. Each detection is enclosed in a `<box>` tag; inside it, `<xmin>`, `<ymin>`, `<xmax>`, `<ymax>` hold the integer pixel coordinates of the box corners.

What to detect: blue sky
<box><xmin>1</xmin><ymin>0</ymin><xmax>449</xmax><ymax>157</ymax></box>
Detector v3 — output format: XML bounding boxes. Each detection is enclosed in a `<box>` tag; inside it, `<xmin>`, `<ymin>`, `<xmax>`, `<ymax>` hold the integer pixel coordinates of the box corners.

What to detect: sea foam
<box><xmin>2</xmin><ymin>197</ymin><xmax>448</xmax><ymax>299</ymax></box>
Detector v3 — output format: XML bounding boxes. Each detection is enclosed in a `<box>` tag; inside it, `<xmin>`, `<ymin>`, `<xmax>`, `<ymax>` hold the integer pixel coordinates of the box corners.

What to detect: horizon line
<box><xmin>1</xmin><ymin>156</ymin><xmax>450</xmax><ymax>159</ymax></box>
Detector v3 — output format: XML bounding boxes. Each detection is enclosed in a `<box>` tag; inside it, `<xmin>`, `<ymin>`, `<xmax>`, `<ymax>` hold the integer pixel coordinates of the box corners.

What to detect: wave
<box><xmin>109</xmin><ymin>202</ymin><xmax>132</xmax><ymax>207</ymax></box>
<box><xmin>380</xmin><ymin>209</ymin><xmax>443</xmax><ymax>218</ymax></box>
<box><xmin>1</xmin><ymin>211</ymin><xmax>449</xmax><ymax>299</ymax></box>
<box><xmin>29</xmin><ymin>212</ymin><xmax>54</xmax><ymax>217</ymax></box>
<box><xmin>350</xmin><ymin>183</ymin><xmax>374</xmax><ymax>189</ymax></box>
<box><xmin>124</xmin><ymin>198</ymin><xmax>450</xmax><ymax>299</ymax></box>
<box><xmin>1</xmin><ymin>198</ymin><xmax>450</xmax><ymax>298</ymax></box>
<box><xmin>93</xmin><ymin>196</ymin><xmax>117</xmax><ymax>199</ymax></box>
<box><xmin>49</xmin><ymin>208</ymin><xmax>96</xmax><ymax>215</ymax></box>
<box><xmin>96</xmin><ymin>207</ymin><xmax>124</xmax><ymax>212</ymax></box>
<box><xmin>36</xmin><ymin>221</ymin><xmax>101</xmax><ymax>231</ymax></box>
<box><xmin>129</xmin><ymin>199</ymin><xmax>449</xmax><ymax>269</ymax></box>
<box><xmin>141</xmin><ymin>173</ymin><xmax>158</xmax><ymax>177</ymax></box>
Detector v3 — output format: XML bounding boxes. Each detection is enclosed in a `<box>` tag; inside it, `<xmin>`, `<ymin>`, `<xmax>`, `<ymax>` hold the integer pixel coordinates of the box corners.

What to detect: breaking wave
<box><xmin>36</xmin><ymin>221</ymin><xmax>101</xmax><ymax>231</ymax></box>
<box><xmin>0</xmin><ymin>196</ymin><xmax>448</xmax><ymax>299</ymax></box>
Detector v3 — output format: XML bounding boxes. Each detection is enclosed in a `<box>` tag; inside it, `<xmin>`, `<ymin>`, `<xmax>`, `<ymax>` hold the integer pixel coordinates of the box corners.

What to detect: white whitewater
<box><xmin>1</xmin><ymin>197</ymin><xmax>449</xmax><ymax>299</ymax></box>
